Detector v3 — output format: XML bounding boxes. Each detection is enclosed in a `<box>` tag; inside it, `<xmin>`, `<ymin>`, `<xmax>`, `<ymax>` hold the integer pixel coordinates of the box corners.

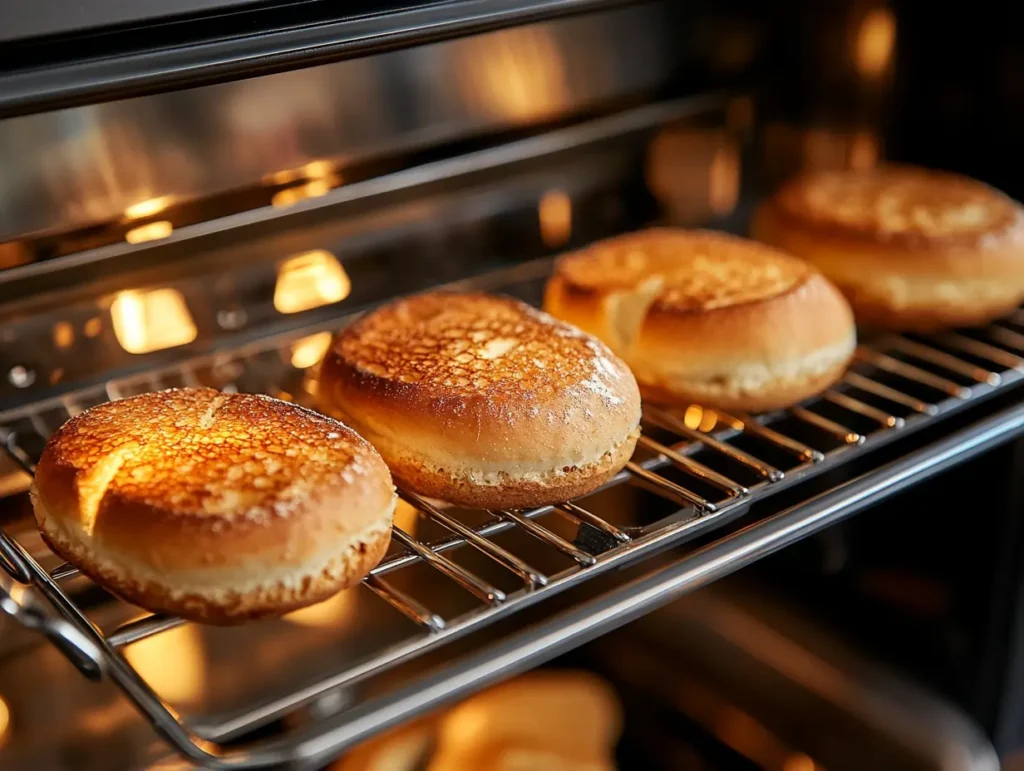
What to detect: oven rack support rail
<box><xmin>1</xmin><ymin>266</ymin><xmax>1024</xmax><ymax>767</ymax></box>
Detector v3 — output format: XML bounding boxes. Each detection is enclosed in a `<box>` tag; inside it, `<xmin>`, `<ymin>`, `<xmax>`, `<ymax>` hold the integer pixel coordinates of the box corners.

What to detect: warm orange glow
<box><xmin>125</xmin><ymin>625</ymin><xmax>204</xmax><ymax>704</ymax></box>
<box><xmin>271</xmin><ymin>178</ymin><xmax>338</xmax><ymax>209</ymax></box>
<box><xmin>849</xmin><ymin>131</ymin><xmax>880</xmax><ymax>171</ymax></box>
<box><xmin>125</xmin><ymin>196</ymin><xmax>173</xmax><ymax>220</ymax></box>
<box><xmin>290</xmin><ymin>331</ymin><xmax>333</xmax><ymax>369</ymax></box>
<box><xmin>285</xmin><ymin>590</ymin><xmax>358</xmax><ymax>628</ymax></box>
<box><xmin>125</xmin><ymin>221</ymin><xmax>173</xmax><ymax>244</ymax></box>
<box><xmin>699</xmin><ymin>409</ymin><xmax>718</xmax><ymax>433</ymax></box>
<box><xmin>84</xmin><ymin>317</ymin><xmax>103</xmax><ymax>338</ymax></box>
<box><xmin>684</xmin><ymin>405</ymin><xmax>703</xmax><ymax>430</ymax></box>
<box><xmin>539</xmin><ymin>190</ymin><xmax>572</xmax><ymax>248</ymax></box>
<box><xmin>111</xmin><ymin>288</ymin><xmax>198</xmax><ymax>354</ymax></box>
<box><xmin>855</xmin><ymin>8</ymin><xmax>896</xmax><ymax>79</ymax></box>
<box><xmin>709</xmin><ymin>144</ymin><xmax>740</xmax><ymax>215</ymax></box>
<box><xmin>53</xmin><ymin>321</ymin><xmax>74</xmax><ymax>349</ymax></box>
<box><xmin>465</xmin><ymin>29</ymin><xmax>568</xmax><ymax>122</ymax></box>
<box><xmin>303</xmin><ymin>160</ymin><xmax>336</xmax><ymax>179</ymax></box>
<box><xmin>683</xmin><ymin>405</ymin><xmax>719</xmax><ymax>432</ymax></box>
<box><xmin>268</xmin><ymin>161</ymin><xmax>338</xmax><ymax>186</ymax></box>
<box><xmin>0</xmin><ymin>695</ymin><xmax>9</xmax><ymax>748</ymax></box>
<box><xmin>274</xmin><ymin>250</ymin><xmax>351</xmax><ymax>314</ymax></box>
<box><xmin>783</xmin><ymin>754</ymin><xmax>817</xmax><ymax>771</ymax></box>
<box><xmin>393</xmin><ymin>499</ymin><xmax>419</xmax><ymax>535</ymax></box>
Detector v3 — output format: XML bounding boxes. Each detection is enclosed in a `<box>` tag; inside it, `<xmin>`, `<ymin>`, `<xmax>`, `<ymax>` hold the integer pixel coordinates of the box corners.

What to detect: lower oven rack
<box><xmin>1</xmin><ymin>257</ymin><xmax>1024</xmax><ymax>768</ymax></box>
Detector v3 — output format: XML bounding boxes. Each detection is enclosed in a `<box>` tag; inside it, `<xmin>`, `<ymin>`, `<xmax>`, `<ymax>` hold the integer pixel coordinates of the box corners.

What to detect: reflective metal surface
<box><xmin>0</xmin><ymin>0</ymin><xmax>263</xmax><ymax>41</ymax></box>
<box><xmin>606</xmin><ymin>582</ymin><xmax>999</xmax><ymax>771</ymax></box>
<box><xmin>0</xmin><ymin>2</ymin><xmax>676</xmax><ymax>242</ymax></box>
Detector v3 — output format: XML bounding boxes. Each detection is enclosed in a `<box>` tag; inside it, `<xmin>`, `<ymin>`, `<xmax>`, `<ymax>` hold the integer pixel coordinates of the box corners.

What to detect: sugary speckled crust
<box><xmin>762</xmin><ymin>165</ymin><xmax>1024</xmax><ymax>249</ymax></box>
<box><xmin>753</xmin><ymin>166</ymin><xmax>1024</xmax><ymax>331</ymax></box>
<box><xmin>544</xmin><ymin>229</ymin><xmax>856</xmax><ymax>412</ymax></box>
<box><xmin>319</xmin><ymin>292</ymin><xmax>642</xmax><ymax>508</ymax></box>
<box><xmin>549</xmin><ymin>228</ymin><xmax>811</xmax><ymax>313</ymax></box>
<box><xmin>31</xmin><ymin>388</ymin><xmax>396</xmax><ymax>623</ymax></box>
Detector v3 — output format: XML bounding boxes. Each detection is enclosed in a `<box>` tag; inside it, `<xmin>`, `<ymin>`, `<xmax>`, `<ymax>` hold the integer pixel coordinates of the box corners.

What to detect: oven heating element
<box><xmin>1</xmin><ymin>257</ymin><xmax>1024</xmax><ymax>768</ymax></box>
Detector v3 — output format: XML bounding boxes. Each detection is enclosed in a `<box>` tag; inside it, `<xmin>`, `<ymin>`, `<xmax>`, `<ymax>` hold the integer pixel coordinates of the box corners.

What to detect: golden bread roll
<box><xmin>427</xmin><ymin>743</ymin><xmax>616</xmax><ymax>771</ymax></box>
<box><xmin>319</xmin><ymin>292</ymin><xmax>641</xmax><ymax>509</ymax></box>
<box><xmin>433</xmin><ymin>671</ymin><xmax>622</xmax><ymax>761</ymax></box>
<box><xmin>31</xmin><ymin>388</ymin><xmax>395</xmax><ymax>623</ymax></box>
<box><xmin>332</xmin><ymin>719</ymin><xmax>434</xmax><ymax>771</ymax></box>
<box><xmin>752</xmin><ymin>165</ymin><xmax>1024</xmax><ymax>331</ymax></box>
<box><xmin>544</xmin><ymin>229</ymin><xmax>856</xmax><ymax>412</ymax></box>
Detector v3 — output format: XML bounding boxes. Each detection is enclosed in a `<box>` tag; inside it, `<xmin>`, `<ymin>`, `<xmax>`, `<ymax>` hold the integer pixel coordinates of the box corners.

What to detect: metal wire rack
<box><xmin>1</xmin><ymin>257</ymin><xmax>1023</xmax><ymax>768</ymax></box>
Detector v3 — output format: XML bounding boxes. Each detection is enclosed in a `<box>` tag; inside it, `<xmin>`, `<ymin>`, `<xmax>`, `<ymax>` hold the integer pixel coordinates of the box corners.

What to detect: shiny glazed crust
<box><xmin>752</xmin><ymin>166</ymin><xmax>1024</xmax><ymax>331</ymax></box>
<box><xmin>319</xmin><ymin>292</ymin><xmax>642</xmax><ymax>509</ymax></box>
<box><xmin>544</xmin><ymin>229</ymin><xmax>856</xmax><ymax>412</ymax></box>
<box><xmin>31</xmin><ymin>388</ymin><xmax>396</xmax><ymax>623</ymax></box>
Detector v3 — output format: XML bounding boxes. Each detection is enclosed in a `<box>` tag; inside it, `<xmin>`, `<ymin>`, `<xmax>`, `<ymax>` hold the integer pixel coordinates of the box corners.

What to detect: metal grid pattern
<box><xmin>1</xmin><ymin>258</ymin><xmax>1023</xmax><ymax>767</ymax></box>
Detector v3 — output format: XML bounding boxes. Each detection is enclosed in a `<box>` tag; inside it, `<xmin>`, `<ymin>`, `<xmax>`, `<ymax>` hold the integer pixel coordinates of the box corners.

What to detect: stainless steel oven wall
<box><xmin>0</xmin><ymin>1</ymin><xmax>676</xmax><ymax>243</ymax></box>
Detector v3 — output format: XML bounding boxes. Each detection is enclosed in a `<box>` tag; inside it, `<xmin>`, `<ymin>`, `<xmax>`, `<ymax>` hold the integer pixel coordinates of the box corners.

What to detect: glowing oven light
<box><xmin>285</xmin><ymin>589</ymin><xmax>358</xmax><ymax>628</ymax></box>
<box><xmin>271</xmin><ymin>178</ymin><xmax>338</xmax><ymax>209</ymax></box>
<box><xmin>125</xmin><ymin>625</ymin><xmax>204</xmax><ymax>705</ymax></box>
<box><xmin>274</xmin><ymin>250</ymin><xmax>351</xmax><ymax>315</ymax></box>
<box><xmin>52</xmin><ymin>321</ymin><xmax>74</xmax><ymax>350</ymax></box>
<box><xmin>539</xmin><ymin>190</ymin><xmax>572</xmax><ymax>248</ymax></box>
<box><xmin>125</xmin><ymin>221</ymin><xmax>173</xmax><ymax>244</ymax></box>
<box><xmin>708</xmin><ymin>144</ymin><xmax>740</xmax><ymax>215</ymax></box>
<box><xmin>267</xmin><ymin>160</ymin><xmax>338</xmax><ymax>186</ymax></box>
<box><xmin>125</xmin><ymin>196</ymin><xmax>173</xmax><ymax>220</ymax></box>
<box><xmin>0</xmin><ymin>695</ymin><xmax>9</xmax><ymax>747</ymax></box>
<box><xmin>290</xmin><ymin>332</ymin><xmax>333</xmax><ymax>370</ymax></box>
<box><xmin>855</xmin><ymin>8</ymin><xmax>896</xmax><ymax>79</ymax></box>
<box><xmin>110</xmin><ymin>288</ymin><xmax>198</xmax><ymax>354</ymax></box>
<box><xmin>683</xmin><ymin>405</ymin><xmax>719</xmax><ymax>433</ymax></box>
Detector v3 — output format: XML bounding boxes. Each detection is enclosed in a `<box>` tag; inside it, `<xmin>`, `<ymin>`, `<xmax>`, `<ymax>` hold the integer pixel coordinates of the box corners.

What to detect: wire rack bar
<box><xmin>887</xmin><ymin>337</ymin><xmax>1000</xmax><ymax>385</ymax></box>
<box><xmin>938</xmin><ymin>333</ymin><xmax>1024</xmax><ymax>371</ymax></box>
<box><xmin>398</xmin><ymin>491</ymin><xmax>547</xmax><ymax>587</ymax></box>
<box><xmin>842</xmin><ymin>372</ymin><xmax>937</xmax><ymax>415</ymax></box>
<box><xmin>390</xmin><ymin>527</ymin><xmax>506</xmax><ymax>605</ymax></box>
<box><xmin>821</xmin><ymin>390</ymin><xmax>903</xmax><ymax>428</ymax></box>
<box><xmin>791</xmin><ymin>407</ymin><xmax>864</xmax><ymax>445</ymax></box>
<box><xmin>637</xmin><ymin>435</ymin><xmax>748</xmax><ymax>497</ymax></box>
<box><xmin>721</xmin><ymin>411</ymin><xmax>825</xmax><ymax>463</ymax></box>
<box><xmin>624</xmin><ymin>461</ymin><xmax>715</xmax><ymax>512</ymax></box>
<box><xmin>986</xmin><ymin>325</ymin><xmax>1024</xmax><ymax>352</ymax></box>
<box><xmin>364</xmin><ymin>575</ymin><xmax>446</xmax><ymax>632</ymax></box>
<box><xmin>855</xmin><ymin>348</ymin><xmax>972</xmax><ymax>399</ymax></box>
<box><xmin>492</xmin><ymin>510</ymin><xmax>597</xmax><ymax>566</ymax></box>
<box><xmin>642</xmin><ymin>406</ymin><xmax>783</xmax><ymax>482</ymax></box>
<box><xmin>553</xmin><ymin>502</ymin><xmax>630</xmax><ymax>543</ymax></box>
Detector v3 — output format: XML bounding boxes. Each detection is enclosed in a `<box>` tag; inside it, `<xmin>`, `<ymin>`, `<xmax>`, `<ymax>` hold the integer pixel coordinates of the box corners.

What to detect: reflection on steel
<box><xmin>0</xmin><ymin>3</ymin><xmax>674</xmax><ymax>241</ymax></box>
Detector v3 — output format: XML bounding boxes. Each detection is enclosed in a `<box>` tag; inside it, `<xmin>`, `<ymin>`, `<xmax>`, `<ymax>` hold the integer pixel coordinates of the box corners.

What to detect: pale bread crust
<box><xmin>544</xmin><ymin>229</ymin><xmax>856</xmax><ymax>412</ymax></box>
<box><xmin>319</xmin><ymin>292</ymin><xmax>641</xmax><ymax>509</ymax></box>
<box><xmin>378</xmin><ymin>427</ymin><xmax>639</xmax><ymax>510</ymax></box>
<box><xmin>752</xmin><ymin>166</ymin><xmax>1024</xmax><ymax>331</ymax></box>
<box><xmin>31</xmin><ymin>388</ymin><xmax>396</xmax><ymax>624</ymax></box>
<box><xmin>332</xmin><ymin>718</ymin><xmax>435</xmax><ymax>771</ymax></box>
<box><xmin>431</xmin><ymin>671</ymin><xmax>621</xmax><ymax>770</ymax></box>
